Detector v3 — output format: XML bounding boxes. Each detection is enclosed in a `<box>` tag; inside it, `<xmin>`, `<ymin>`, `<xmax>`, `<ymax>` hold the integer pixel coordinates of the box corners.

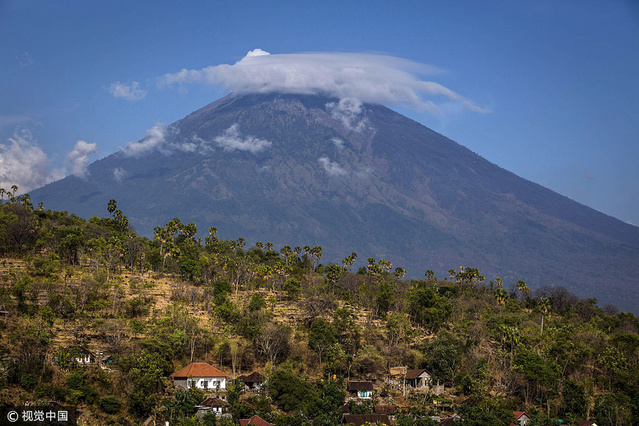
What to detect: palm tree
<box><xmin>342</xmin><ymin>252</ymin><xmax>357</xmax><ymax>271</ymax></box>
<box><xmin>517</xmin><ymin>280</ymin><xmax>530</xmax><ymax>299</ymax></box>
<box><xmin>394</xmin><ymin>267</ymin><xmax>406</xmax><ymax>279</ymax></box>
<box><xmin>495</xmin><ymin>288</ymin><xmax>508</xmax><ymax>314</ymax></box>
<box><xmin>379</xmin><ymin>259</ymin><xmax>393</xmax><ymax>272</ymax></box>
<box><xmin>10</xmin><ymin>185</ymin><xmax>18</xmax><ymax>196</ymax></box>
<box><xmin>0</xmin><ymin>188</ymin><xmax>5</xmax><ymax>202</ymax></box>
<box><xmin>495</xmin><ymin>277</ymin><xmax>503</xmax><ymax>287</ymax></box>
<box><xmin>539</xmin><ymin>297</ymin><xmax>550</xmax><ymax>335</ymax></box>
<box><xmin>107</xmin><ymin>199</ymin><xmax>117</xmax><ymax>219</ymax></box>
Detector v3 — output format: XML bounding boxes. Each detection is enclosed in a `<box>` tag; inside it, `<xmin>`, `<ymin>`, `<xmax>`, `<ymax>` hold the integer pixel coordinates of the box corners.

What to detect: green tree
<box><xmin>308</xmin><ymin>318</ymin><xmax>337</xmax><ymax>365</ymax></box>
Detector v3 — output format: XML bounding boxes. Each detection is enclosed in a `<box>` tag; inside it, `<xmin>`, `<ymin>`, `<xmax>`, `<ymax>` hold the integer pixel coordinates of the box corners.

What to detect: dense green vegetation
<box><xmin>0</xmin><ymin>193</ymin><xmax>638</xmax><ymax>425</ymax></box>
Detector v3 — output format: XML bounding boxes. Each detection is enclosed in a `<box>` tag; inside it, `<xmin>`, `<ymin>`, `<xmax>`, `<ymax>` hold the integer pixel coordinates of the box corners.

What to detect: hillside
<box><xmin>29</xmin><ymin>93</ymin><xmax>639</xmax><ymax>313</ymax></box>
<box><xmin>0</xmin><ymin>198</ymin><xmax>638</xmax><ymax>425</ymax></box>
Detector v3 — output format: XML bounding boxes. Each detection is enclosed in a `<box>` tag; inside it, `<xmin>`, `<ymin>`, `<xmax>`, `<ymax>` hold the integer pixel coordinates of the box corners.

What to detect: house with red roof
<box><xmin>170</xmin><ymin>362</ymin><xmax>229</xmax><ymax>391</ymax></box>
<box><xmin>239</xmin><ymin>415</ymin><xmax>273</xmax><ymax>426</ymax></box>
<box><xmin>513</xmin><ymin>411</ymin><xmax>530</xmax><ymax>426</ymax></box>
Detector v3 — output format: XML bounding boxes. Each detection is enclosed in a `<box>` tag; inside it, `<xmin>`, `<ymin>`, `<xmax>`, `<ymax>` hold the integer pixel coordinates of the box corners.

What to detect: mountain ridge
<box><xmin>30</xmin><ymin>93</ymin><xmax>639</xmax><ymax>312</ymax></box>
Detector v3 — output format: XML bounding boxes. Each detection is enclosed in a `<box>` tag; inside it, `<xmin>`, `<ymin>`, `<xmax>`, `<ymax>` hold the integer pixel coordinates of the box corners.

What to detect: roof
<box><xmin>238</xmin><ymin>371</ymin><xmax>264</xmax><ymax>383</ymax></box>
<box><xmin>374</xmin><ymin>405</ymin><xmax>396</xmax><ymax>415</ymax></box>
<box><xmin>239</xmin><ymin>415</ymin><xmax>273</xmax><ymax>426</ymax></box>
<box><xmin>405</xmin><ymin>368</ymin><xmax>429</xmax><ymax>379</ymax></box>
<box><xmin>170</xmin><ymin>362</ymin><xmax>229</xmax><ymax>378</ymax></box>
<box><xmin>347</xmin><ymin>381</ymin><xmax>374</xmax><ymax>391</ymax></box>
<box><xmin>66</xmin><ymin>346</ymin><xmax>93</xmax><ymax>355</ymax></box>
<box><xmin>198</xmin><ymin>397</ymin><xmax>229</xmax><ymax>407</ymax></box>
<box><xmin>343</xmin><ymin>414</ymin><xmax>390</xmax><ymax>426</ymax></box>
<box><xmin>576</xmin><ymin>422</ymin><xmax>597</xmax><ymax>426</ymax></box>
<box><xmin>513</xmin><ymin>411</ymin><xmax>529</xmax><ymax>419</ymax></box>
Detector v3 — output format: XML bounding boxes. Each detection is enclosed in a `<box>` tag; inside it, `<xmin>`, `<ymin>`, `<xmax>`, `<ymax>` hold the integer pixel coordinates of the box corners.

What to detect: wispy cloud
<box><xmin>113</xmin><ymin>167</ymin><xmax>126</xmax><ymax>182</ymax></box>
<box><xmin>214</xmin><ymin>124</ymin><xmax>271</xmax><ymax>153</ymax></box>
<box><xmin>160</xmin><ymin>49</ymin><xmax>487</xmax><ymax>114</ymax></box>
<box><xmin>0</xmin><ymin>129</ymin><xmax>64</xmax><ymax>192</ymax></box>
<box><xmin>0</xmin><ymin>115</ymin><xmax>35</xmax><ymax>131</ymax></box>
<box><xmin>331</xmin><ymin>137</ymin><xmax>345</xmax><ymax>150</ymax></box>
<box><xmin>122</xmin><ymin>123</ymin><xmax>167</xmax><ymax>156</ymax></box>
<box><xmin>20</xmin><ymin>52</ymin><xmax>35</xmax><ymax>68</ymax></box>
<box><xmin>65</xmin><ymin>140</ymin><xmax>98</xmax><ymax>178</ymax></box>
<box><xmin>109</xmin><ymin>81</ymin><xmax>147</xmax><ymax>101</ymax></box>
<box><xmin>326</xmin><ymin>98</ymin><xmax>369</xmax><ymax>132</ymax></box>
<box><xmin>318</xmin><ymin>156</ymin><xmax>348</xmax><ymax>177</ymax></box>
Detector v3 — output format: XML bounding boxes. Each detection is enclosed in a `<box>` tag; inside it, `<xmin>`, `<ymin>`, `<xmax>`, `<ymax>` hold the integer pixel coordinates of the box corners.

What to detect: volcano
<box><xmin>30</xmin><ymin>93</ymin><xmax>639</xmax><ymax>312</ymax></box>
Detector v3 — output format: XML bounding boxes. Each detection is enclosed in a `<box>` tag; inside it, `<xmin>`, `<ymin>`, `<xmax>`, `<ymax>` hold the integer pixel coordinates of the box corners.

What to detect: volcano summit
<box><xmin>30</xmin><ymin>93</ymin><xmax>639</xmax><ymax>312</ymax></box>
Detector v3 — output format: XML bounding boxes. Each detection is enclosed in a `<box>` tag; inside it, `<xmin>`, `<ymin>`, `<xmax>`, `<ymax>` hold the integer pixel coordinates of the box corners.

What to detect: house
<box><xmin>347</xmin><ymin>381</ymin><xmax>374</xmax><ymax>399</ymax></box>
<box><xmin>405</xmin><ymin>369</ymin><xmax>431</xmax><ymax>389</ymax></box>
<box><xmin>238</xmin><ymin>371</ymin><xmax>265</xmax><ymax>390</ymax></box>
<box><xmin>239</xmin><ymin>415</ymin><xmax>273</xmax><ymax>426</ymax></box>
<box><xmin>195</xmin><ymin>397</ymin><xmax>229</xmax><ymax>417</ymax></box>
<box><xmin>66</xmin><ymin>346</ymin><xmax>94</xmax><ymax>364</ymax></box>
<box><xmin>576</xmin><ymin>422</ymin><xmax>598</xmax><ymax>426</ymax></box>
<box><xmin>170</xmin><ymin>362</ymin><xmax>229</xmax><ymax>390</ymax></box>
<box><xmin>101</xmin><ymin>355</ymin><xmax>114</xmax><ymax>365</ymax></box>
<box><xmin>342</xmin><ymin>414</ymin><xmax>390</xmax><ymax>425</ymax></box>
<box><xmin>374</xmin><ymin>405</ymin><xmax>396</xmax><ymax>421</ymax></box>
<box><xmin>513</xmin><ymin>411</ymin><xmax>530</xmax><ymax>426</ymax></box>
<box><xmin>374</xmin><ymin>405</ymin><xmax>396</xmax><ymax>415</ymax></box>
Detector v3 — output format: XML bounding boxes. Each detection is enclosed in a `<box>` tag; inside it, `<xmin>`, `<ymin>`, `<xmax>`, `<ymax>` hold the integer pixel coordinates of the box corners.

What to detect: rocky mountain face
<box><xmin>31</xmin><ymin>93</ymin><xmax>639</xmax><ymax>311</ymax></box>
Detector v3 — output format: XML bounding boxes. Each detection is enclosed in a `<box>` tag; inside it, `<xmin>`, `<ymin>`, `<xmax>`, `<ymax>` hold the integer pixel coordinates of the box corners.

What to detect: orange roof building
<box><xmin>239</xmin><ymin>415</ymin><xmax>273</xmax><ymax>426</ymax></box>
<box><xmin>170</xmin><ymin>362</ymin><xmax>229</xmax><ymax>391</ymax></box>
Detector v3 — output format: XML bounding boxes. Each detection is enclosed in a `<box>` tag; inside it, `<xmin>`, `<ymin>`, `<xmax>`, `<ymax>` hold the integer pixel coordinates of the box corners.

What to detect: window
<box><xmin>202</xmin><ymin>380</ymin><xmax>209</xmax><ymax>389</ymax></box>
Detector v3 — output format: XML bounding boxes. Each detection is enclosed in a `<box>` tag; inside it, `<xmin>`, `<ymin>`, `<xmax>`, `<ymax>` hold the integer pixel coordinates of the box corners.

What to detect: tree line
<box><xmin>0</xmin><ymin>195</ymin><xmax>637</xmax><ymax>425</ymax></box>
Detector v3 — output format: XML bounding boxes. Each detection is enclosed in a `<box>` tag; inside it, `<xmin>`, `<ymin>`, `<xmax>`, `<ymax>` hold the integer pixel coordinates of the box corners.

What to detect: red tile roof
<box><xmin>239</xmin><ymin>415</ymin><xmax>272</xmax><ymax>426</ymax></box>
<box><xmin>513</xmin><ymin>411</ymin><xmax>528</xmax><ymax>419</ymax></box>
<box><xmin>199</xmin><ymin>397</ymin><xmax>229</xmax><ymax>407</ymax></box>
<box><xmin>170</xmin><ymin>362</ymin><xmax>228</xmax><ymax>378</ymax></box>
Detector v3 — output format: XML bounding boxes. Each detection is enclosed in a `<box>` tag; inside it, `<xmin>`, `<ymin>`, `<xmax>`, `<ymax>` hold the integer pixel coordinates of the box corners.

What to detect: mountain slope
<box><xmin>31</xmin><ymin>93</ymin><xmax>639</xmax><ymax>312</ymax></box>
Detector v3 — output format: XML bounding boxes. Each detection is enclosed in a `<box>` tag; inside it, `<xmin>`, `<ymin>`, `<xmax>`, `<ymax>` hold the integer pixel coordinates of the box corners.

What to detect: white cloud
<box><xmin>160</xmin><ymin>49</ymin><xmax>487</xmax><ymax>114</ymax></box>
<box><xmin>65</xmin><ymin>140</ymin><xmax>98</xmax><ymax>178</ymax></box>
<box><xmin>109</xmin><ymin>81</ymin><xmax>147</xmax><ymax>101</ymax></box>
<box><xmin>331</xmin><ymin>137</ymin><xmax>345</xmax><ymax>150</ymax></box>
<box><xmin>0</xmin><ymin>129</ymin><xmax>64</xmax><ymax>193</ymax></box>
<box><xmin>318</xmin><ymin>156</ymin><xmax>348</xmax><ymax>177</ymax></box>
<box><xmin>122</xmin><ymin>123</ymin><xmax>167</xmax><ymax>156</ymax></box>
<box><xmin>214</xmin><ymin>124</ymin><xmax>271</xmax><ymax>153</ymax></box>
<box><xmin>20</xmin><ymin>52</ymin><xmax>35</xmax><ymax>68</ymax></box>
<box><xmin>326</xmin><ymin>98</ymin><xmax>369</xmax><ymax>132</ymax></box>
<box><xmin>113</xmin><ymin>167</ymin><xmax>126</xmax><ymax>182</ymax></box>
<box><xmin>0</xmin><ymin>115</ymin><xmax>35</xmax><ymax>131</ymax></box>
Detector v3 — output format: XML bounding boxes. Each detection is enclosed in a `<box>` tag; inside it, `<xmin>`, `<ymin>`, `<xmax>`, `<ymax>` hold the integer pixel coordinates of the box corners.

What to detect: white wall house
<box><xmin>170</xmin><ymin>362</ymin><xmax>229</xmax><ymax>391</ymax></box>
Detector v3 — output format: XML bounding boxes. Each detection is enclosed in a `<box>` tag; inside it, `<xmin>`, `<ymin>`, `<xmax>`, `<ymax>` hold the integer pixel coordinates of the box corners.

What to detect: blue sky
<box><xmin>1</xmin><ymin>1</ymin><xmax>638</xmax><ymax>225</ymax></box>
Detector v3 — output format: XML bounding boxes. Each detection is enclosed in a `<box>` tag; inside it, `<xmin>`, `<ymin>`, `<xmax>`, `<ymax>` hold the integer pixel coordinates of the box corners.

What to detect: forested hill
<box><xmin>0</xmin><ymin>196</ymin><xmax>638</xmax><ymax>425</ymax></box>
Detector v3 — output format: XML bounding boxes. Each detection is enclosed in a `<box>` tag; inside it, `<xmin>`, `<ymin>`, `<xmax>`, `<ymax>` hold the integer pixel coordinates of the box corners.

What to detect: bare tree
<box><xmin>256</xmin><ymin>323</ymin><xmax>290</xmax><ymax>365</ymax></box>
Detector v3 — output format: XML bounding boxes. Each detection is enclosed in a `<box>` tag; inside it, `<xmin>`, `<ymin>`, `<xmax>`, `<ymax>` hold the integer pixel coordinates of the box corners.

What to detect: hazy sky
<box><xmin>1</xmin><ymin>1</ymin><xmax>638</xmax><ymax>225</ymax></box>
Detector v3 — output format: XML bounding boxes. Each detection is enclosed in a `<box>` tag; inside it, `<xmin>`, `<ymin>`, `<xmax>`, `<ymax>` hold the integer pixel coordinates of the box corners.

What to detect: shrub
<box><xmin>99</xmin><ymin>396</ymin><xmax>122</xmax><ymax>414</ymax></box>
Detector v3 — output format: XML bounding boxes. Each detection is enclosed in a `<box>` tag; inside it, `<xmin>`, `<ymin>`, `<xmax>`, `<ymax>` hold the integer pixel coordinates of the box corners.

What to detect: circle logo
<box><xmin>7</xmin><ymin>411</ymin><xmax>19</xmax><ymax>422</ymax></box>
